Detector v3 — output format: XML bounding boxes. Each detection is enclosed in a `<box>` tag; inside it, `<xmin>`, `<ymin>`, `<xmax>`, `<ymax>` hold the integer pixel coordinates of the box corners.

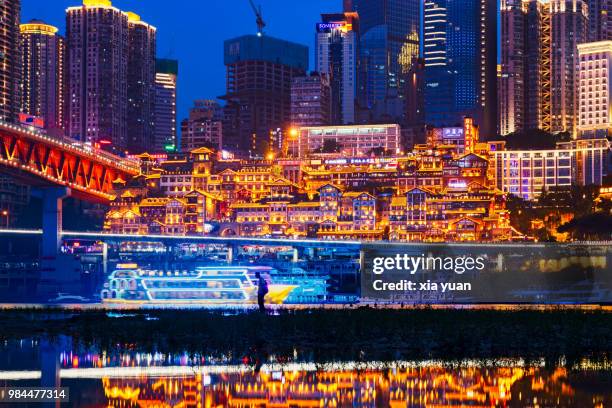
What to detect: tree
<box><xmin>494</xmin><ymin>129</ymin><xmax>571</xmax><ymax>150</ymax></box>
<box><xmin>557</xmin><ymin>212</ymin><xmax>612</xmax><ymax>241</ymax></box>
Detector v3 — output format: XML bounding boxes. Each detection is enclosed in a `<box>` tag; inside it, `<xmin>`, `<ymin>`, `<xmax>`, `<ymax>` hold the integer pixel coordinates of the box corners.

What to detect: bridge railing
<box><xmin>0</xmin><ymin>121</ymin><xmax>140</xmax><ymax>173</ymax></box>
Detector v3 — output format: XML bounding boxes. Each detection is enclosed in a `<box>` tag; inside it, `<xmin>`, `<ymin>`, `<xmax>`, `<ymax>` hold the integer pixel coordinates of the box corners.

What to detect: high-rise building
<box><xmin>586</xmin><ymin>0</ymin><xmax>612</xmax><ymax>41</ymax></box>
<box><xmin>291</xmin><ymin>72</ymin><xmax>331</xmax><ymax>127</ymax></box>
<box><xmin>500</xmin><ymin>0</ymin><xmax>526</xmax><ymax>135</ymax></box>
<box><xmin>0</xmin><ymin>0</ymin><xmax>21</xmax><ymax>123</ymax></box>
<box><xmin>550</xmin><ymin>0</ymin><xmax>588</xmax><ymax>136</ymax></box>
<box><xmin>577</xmin><ymin>41</ymin><xmax>612</xmax><ymax>138</ymax></box>
<box><xmin>153</xmin><ymin>58</ymin><xmax>178</xmax><ymax>152</ymax></box>
<box><xmin>180</xmin><ymin>100</ymin><xmax>223</xmax><ymax>151</ymax></box>
<box><xmin>499</xmin><ymin>0</ymin><xmax>588</xmax><ymax>137</ymax></box>
<box><xmin>347</xmin><ymin>0</ymin><xmax>420</xmax><ymax>123</ymax></box>
<box><xmin>66</xmin><ymin>0</ymin><xmax>128</xmax><ymax>150</ymax></box>
<box><xmin>315</xmin><ymin>12</ymin><xmax>359</xmax><ymax>125</ymax></box>
<box><xmin>126</xmin><ymin>12</ymin><xmax>156</xmax><ymax>153</ymax></box>
<box><xmin>19</xmin><ymin>20</ymin><xmax>66</xmax><ymax>136</ymax></box>
<box><xmin>221</xmin><ymin>35</ymin><xmax>308</xmax><ymax>156</ymax></box>
<box><xmin>423</xmin><ymin>0</ymin><xmax>498</xmax><ymax>138</ymax></box>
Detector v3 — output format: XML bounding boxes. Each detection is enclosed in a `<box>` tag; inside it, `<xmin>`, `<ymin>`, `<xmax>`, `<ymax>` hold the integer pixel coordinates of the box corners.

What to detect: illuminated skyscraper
<box><xmin>66</xmin><ymin>0</ymin><xmax>128</xmax><ymax>150</ymax></box>
<box><xmin>126</xmin><ymin>12</ymin><xmax>156</xmax><ymax>153</ymax></box>
<box><xmin>19</xmin><ymin>20</ymin><xmax>66</xmax><ymax>135</ymax></box>
<box><xmin>550</xmin><ymin>0</ymin><xmax>588</xmax><ymax>136</ymax></box>
<box><xmin>291</xmin><ymin>72</ymin><xmax>331</xmax><ymax>127</ymax></box>
<box><xmin>181</xmin><ymin>100</ymin><xmax>223</xmax><ymax>151</ymax></box>
<box><xmin>586</xmin><ymin>0</ymin><xmax>612</xmax><ymax>41</ymax></box>
<box><xmin>221</xmin><ymin>35</ymin><xmax>308</xmax><ymax>156</ymax></box>
<box><xmin>153</xmin><ymin>59</ymin><xmax>178</xmax><ymax>152</ymax></box>
<box><xmin>499</xmin><ymin>0</ymin><xmax>587</xmax><ymax>136</ymax></box>
<box><xmin>315</xmin><ymin>12</ymin><xmax>359</xmax><ymax>124</ymax></box>
<box><xmin>423</xmin><ymin>0</ymin><xmax>498</xmax><ymax>138</ymax></box>
<box><xmin>500</xmin><ymin>1</ymin><xmax>526</xmax><ymax>135</ymax></box>
<box><xmin>577</xmin><ymin>41</ymin><xmax>612</xmax><ymax>138</ymax></box>
<box><xmin>0</xmin><ymin>0</ymin><xmax>21</xmax><ymax>123</ymax></box>
<box><xmin>348</xmin><ymin>0</ymin><xmax>420</xmax><ymax>123</ymax></box>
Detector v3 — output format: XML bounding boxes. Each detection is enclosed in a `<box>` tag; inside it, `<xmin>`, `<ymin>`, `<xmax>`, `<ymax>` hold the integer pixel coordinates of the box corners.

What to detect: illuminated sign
<box><xmin>316</xmin><ymin>22</ymin><xmax>345</xmax><ymax>32</ymax></box>
<box><xmin>443</xmin><ymin>127</ymin><xmax>464</xmax><ymax>139</ymax></box>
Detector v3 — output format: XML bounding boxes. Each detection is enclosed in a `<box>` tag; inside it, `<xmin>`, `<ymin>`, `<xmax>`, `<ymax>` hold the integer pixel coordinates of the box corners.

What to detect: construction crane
<box><xmin>248</xmin><ymin>0</ymin><xmax>266</xmax><ymax>36</ymax></box>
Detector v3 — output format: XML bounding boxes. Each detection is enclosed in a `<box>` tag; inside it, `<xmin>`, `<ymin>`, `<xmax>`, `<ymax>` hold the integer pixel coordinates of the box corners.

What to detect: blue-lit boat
<box><xmin>101</xmin><ymin>265</ymin><xmax>297</xmax><ymax>304</ymax></box>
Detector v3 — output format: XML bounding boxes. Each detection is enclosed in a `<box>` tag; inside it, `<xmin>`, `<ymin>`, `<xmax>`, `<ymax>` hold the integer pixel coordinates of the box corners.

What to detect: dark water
<box><xmin>0</xmin><ymin>341</ymin><xmax>610</xmax><ymax>407</ymax></box>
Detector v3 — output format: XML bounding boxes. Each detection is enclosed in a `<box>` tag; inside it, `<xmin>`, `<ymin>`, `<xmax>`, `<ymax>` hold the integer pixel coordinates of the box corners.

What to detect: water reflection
<box><xmin>0</xmin><ymin>341</ymin><xmax>610</xmax><ymax>407</ymax></box>
<box><xmin>89</xmin><ymin>366</ymin><xmax>612</xmax><ymax>407</ymax></box>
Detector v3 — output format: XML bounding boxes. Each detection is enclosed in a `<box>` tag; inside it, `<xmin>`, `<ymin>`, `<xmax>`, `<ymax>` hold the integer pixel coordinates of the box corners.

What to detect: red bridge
<box><xmin>0</xmin><ymin>122</ymin><xmax>141</xmax><ymax>286</ymax></box>
<box><xmin>0</xmin><ymin>121</ymin><xmax>139</xmax><ymax>201</ymax></box>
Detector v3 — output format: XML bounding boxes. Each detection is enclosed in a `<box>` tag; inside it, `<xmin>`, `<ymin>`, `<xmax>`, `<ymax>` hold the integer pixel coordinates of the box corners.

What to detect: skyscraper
<box><xmin>499</xmin><ymin>0</ymin><xmax>588</xmax><ymax>136</ymax></box>
<box><xmin>19</xmin><ymin>20</ymin><xmax>66</xmax><ymax>135</ymax></box>
<box><xmin>66</xmin><ymin>0</ymin><xmax>128</xmax><ymax>150</ymax></box>
<box><xmin>315</xmin><ymin>12</ymin><xmax>359</xmax><ymax>125</ymax></box>
<box><xmin>126</xmin><ymin>12</ymin><xmax>156</xmax><ymax>153</ymax></box>
<box><xmin>500</xmin><ymin>0</ymin><xmax>526</xmax><ymax>135</ymax></box>
<box><xmin>291</xmin><ymin>72</ymin><xmax>331</xmax><ymax>127</ymax></box>
<box><xmin>221</xmin><ymin>35</ymin><xmax>308</xmax><ymax>156</ymax></box>
<box><xmin>153</xmin><ymin>58</ymin><xmax>178</xmax><ymax>152</ymax></box>
<box><xmin>0</xmin><ymin>0</ymin><xmax>21</xmax><ymax>123</ymax></box>
<box><xmin>348</xmin><ymin>0</ymin><xmax>420</xmax><ymax>123</ymax></box>
<box><xmin>550</xmin><ymin>0</ymin><xmax>588</xmax><ymax>136</ymax></box>
<box><xmin>586</xmin><ymin>0</ymin><xmax>612</xmax><ymax>41</ymax></box>
<box><xmin>423</xmin><ymin>0</ymin><xmax>498</xmax><ymax>138</ymax></box>
<box><xmin>181</xmin><ymin>100</ymin><xmax>223</xmax><ymax>152</ymax></box>
<box><xmin>577</xmin><ymin>41</ymin><xmax>612</xmax><ymax>138</ymax></box>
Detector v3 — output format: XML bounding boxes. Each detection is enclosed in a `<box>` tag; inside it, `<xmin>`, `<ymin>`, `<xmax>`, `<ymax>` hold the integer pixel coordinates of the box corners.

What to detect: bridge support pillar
<box><xmin>33</xmin><ymin>187</ymin><xmax>81</xmax><ymax>298</ymax></box>
<box><xmin>39</xmin><ymin>187</ymin><xmax>70</xmax><ymax>258</ymax></box>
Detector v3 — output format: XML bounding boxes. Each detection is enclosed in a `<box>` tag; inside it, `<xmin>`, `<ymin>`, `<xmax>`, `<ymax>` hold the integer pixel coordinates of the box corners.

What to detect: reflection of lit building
<box><xmin>99</xmin><ymin>365</ymin><xmax>542</xmax><ymax>407</ymax></box>
<box><xmin>289</xmin><ymin>124</ymin><xmax>401</xmax><ymax>158</ymax></box>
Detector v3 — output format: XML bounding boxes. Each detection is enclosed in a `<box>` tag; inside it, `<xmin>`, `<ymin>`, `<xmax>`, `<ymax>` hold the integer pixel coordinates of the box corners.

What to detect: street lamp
<box><xmin>1</xmin><ymin>210</ymin><xmax>8</xmax><ymax>228</ymax></box>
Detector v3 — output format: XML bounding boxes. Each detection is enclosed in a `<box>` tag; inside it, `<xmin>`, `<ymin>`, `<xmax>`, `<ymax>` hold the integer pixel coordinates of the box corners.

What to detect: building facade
<box><xmin>315</xmin><ymin>12</ymin><xmax>359</xmax><ymax>125</ymax></box>
<box><xmin>126</xmin><ymin>12</ymin><xmax>156</xmax><ymax>153</ymax></box>
<box><xmin>289</xmin><ymin>124</ymin><xmax>400</xmax><ymax>158</ymax></box>
<box><xmin>489</xmin><ymin>138</ymin><xmax>609</xmax><ymax>200</ymax></box>
<box><xmin>348</xmin><ymin>0</ymin><xmax>420</xmax><ymax>124</ymax></box>
<box><xmin>290</xmin><ymin>72</ymin><xmax>331</xmax><ymax>127</ymax></box>
<box><xmin>0</xmin><ymin>0</ymin><xmax>21</xmax><ymax>123</ymax></box>
<box><xmin>499</xmin><ymin>0</ymin><xmax>588</xmax><ymax>136</ymax></box>
<box><xmin>66</xmin><ymin>0</ymin><xmax>129</xmax><ymax>150</ymax></box>
<box><xmin>221</xmin><ymin>35</ymin><xmax>308</xmax><ymax>156</ymax></box>
<box><xmin>153</xmin><ymin>59</ymin><xmax>178</xmax><ymax>152</ymax></box>
<box><xmin>180</xmin><ymin>100</ymin><xmax>223</xmax><ymax>152</ymax></box>
<box><xmin>586</xmin><ymin>0</ymin><xmax>612</xmax><ymax>41</ymax></box>
<box><xmin>424</xmin><ymin>0</ymin><xmax>498</xmax><ymax>138</ymax></box>
<box><xmin>577</xmin><ymin>41</ymin><xmax>612</xmax><ymax>138</ymax></box>
<box><xmin>19</xmin><ymin>20</ymin><xmax>66</xmax><ymax>136</ymax></box>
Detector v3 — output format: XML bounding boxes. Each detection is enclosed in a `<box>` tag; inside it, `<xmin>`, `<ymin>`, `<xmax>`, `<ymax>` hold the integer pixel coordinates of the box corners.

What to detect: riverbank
<box><xmin>0</xmin><ymin>307</ymin><xmax>610</xmax><ymax>365</ymax></box>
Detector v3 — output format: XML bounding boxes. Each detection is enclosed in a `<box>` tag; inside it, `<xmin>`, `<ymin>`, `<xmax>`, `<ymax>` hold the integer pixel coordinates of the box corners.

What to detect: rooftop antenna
<box><xmin>248</xmin><ymin>0</ymin><xmax>266</xmax><ymax>36</ymax></box>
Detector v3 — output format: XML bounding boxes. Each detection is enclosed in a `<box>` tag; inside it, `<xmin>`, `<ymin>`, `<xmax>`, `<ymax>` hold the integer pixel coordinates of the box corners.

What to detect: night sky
<box><xmin>21</xmin><ymin>0</ymin><xmax>341</xmax><ymax>125</ymax></box>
